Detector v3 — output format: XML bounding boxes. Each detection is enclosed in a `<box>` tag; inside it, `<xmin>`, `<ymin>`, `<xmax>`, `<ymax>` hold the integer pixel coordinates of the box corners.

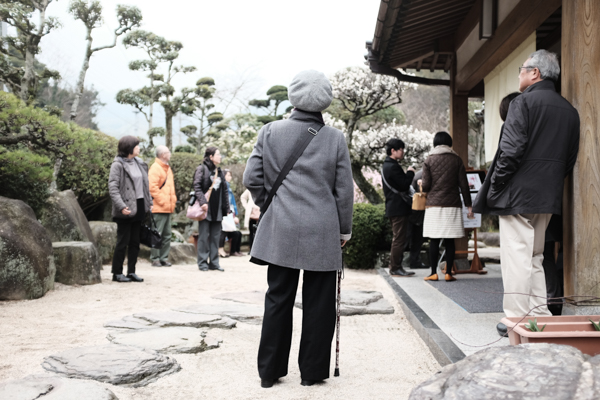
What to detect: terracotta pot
<box><xmin>501</xmin><ymin>315</ymin><xmax>600</xmax><ymax>356</ymax></box>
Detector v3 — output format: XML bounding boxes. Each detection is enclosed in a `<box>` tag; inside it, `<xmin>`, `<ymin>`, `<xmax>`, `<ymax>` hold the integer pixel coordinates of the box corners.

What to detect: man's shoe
<box><xmin>410</xmin><ymin>262</ymin><xmax>429</xmax><ymax>269</ymax></box>
<box><xmin>127</xmin><ymin>273</ymin><xmax>144</xmax><ymax>282</ymax></box>
<box><xmin>151</xmin><ymin>261</ymin><xmax>161</xmax><ymax>267</ymax></box>
<box><xmin>301</xmin><ymin>379</ymin><xmax>322</xmax><ymax>386</ymax></box>
<box><xmin>424</xmin><ymin>274</ymin><xmax>438</xmax><ymax>281</ymax></box>
<box><xmin>497</xmin><ymin>322</ymin><xmax>508</xmax><ymax>337</ymax></box>
<box><xmin>160</xmin><ymin>261</ymin><xmax>172</xmax><ymax>267</ymax></box>
<box><xmin>199</xmin><ymin>267</ymin><xmax>209</xmax><ymax>271</ymax></box>
<box><xmin>445</xmin><ymin>274</ymin><xmax>457</xmax><ymax>282</ymax></box>
<box><xmin>261</xmin><ymin>378</ymin><xmax>277</xmax><ymax>388</ymax></box>
<box><xmin>209</xmin><ymin>266</ymin><xmax>224</xmax><ymax>272</ymax></box>
<box><xmin>390</xmin><ymin>267</ymin><xmax>415</xmax><ymax>277</ymax></box>
<box><xmin>112</xmin><ymin>274</ymin><xmax>131</xmax><ymax>282</ymax></box>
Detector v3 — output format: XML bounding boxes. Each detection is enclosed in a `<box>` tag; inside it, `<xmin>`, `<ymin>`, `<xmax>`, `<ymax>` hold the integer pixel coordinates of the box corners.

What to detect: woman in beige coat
<box><xmin>241</xmin><ymin>189</ymin><xmax>260</xmax><ymax>251</ymax></box>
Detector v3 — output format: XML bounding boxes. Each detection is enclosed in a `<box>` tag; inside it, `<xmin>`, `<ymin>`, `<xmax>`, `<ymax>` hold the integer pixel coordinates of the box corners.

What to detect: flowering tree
<box><xmin>329</xmin><ymin>66</ymin><xmax>431</xmax><ymax>204</ymax></box>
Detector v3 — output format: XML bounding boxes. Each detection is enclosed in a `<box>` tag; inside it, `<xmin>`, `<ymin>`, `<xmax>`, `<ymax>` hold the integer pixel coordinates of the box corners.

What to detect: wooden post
<box><xmin>451</xmin><ymin>60</ymin><xmax>470</xmax><ymax>259</ymax></box>
<box><xmin>562</xmin><ymin>0</ymin><xmax>600</xmax><ymax>312</ymax></box>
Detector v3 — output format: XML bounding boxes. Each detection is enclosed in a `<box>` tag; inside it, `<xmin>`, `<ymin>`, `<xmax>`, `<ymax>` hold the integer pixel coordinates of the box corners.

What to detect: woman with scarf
<box><xmin>420</xmin><ymin>131</ymin><xmax>473</xmax><ymax>282</ymax></box>
<box><xmin>192</xmin><ymin>147</ymin><xmax>230</xmax><ymax>271</ymax></box>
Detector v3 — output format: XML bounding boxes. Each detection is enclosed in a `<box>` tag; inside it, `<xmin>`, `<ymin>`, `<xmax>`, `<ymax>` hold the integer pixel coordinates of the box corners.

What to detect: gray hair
<box><xmin>527</xmin><ymin>50</ymin><xmax>560</xmax><ymax>81</ymax></box>
<box><xmin>155</xmin><ymin>145</ymin><xmax>169</xmax><ymax>158</ymax></box>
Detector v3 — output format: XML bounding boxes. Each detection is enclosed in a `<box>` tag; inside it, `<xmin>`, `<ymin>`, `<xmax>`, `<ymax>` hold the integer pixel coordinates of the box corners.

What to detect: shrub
<box><xmin>343</xmin><ymin>203</ymin><xmax>388</xmax><ymax>269</ymax></box>
<box><xmin>174</xmin><ymin>144</ymin><xmax>196</xmax><ymax>153</ymax></box>
<box><xmin>169</xmin><ymin>152</ymin><xmax>203</xmax><ymax>213</ymax></box>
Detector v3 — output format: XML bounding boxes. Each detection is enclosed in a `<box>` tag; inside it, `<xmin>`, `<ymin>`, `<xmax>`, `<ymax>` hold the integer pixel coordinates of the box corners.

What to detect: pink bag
<box><xmin>186</xmin><ymin>169</ymin><xmax>218</xmax><ymax>221</ymax></box>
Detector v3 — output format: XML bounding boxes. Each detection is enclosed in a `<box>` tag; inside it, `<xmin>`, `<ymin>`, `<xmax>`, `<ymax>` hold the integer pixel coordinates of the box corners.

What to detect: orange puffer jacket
<box><xmin>149</xmin><ymin>158</ymin><xmax>177</xmax><ymax>213</ymax></box>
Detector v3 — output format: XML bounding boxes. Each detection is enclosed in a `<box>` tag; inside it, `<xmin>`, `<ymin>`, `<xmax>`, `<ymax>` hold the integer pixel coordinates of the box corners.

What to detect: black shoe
<box><xmin>390</xmin><ymin>267</ymin><xmax>415</xmax><ymax>277</ymax></box>
<box><xmin>151</xmin><ymin>261</ymin><xmax>161</xmax><ymax>267</ymax></box>
<box><xmin>160</xmin><ymin>261</ymin><xmax>172</xmax><ymax>267</ymax></box>
<box><xmin>301</xmin><ymin>379</ymin><xmax>322</xmax><ymax>386</ymax></box>
<box><xmin>410</xmin><ymin>263</ymin><xmax>429</xmax><ymax>269</ymax></box>
<box><xmin>112</xmin><ymin>274</ymin><xmax>131</xmax><ymax>282</ymax></box>
<box><xmin>261</xmin><ymin>378</ymin><xmax>277</xmax><ymax>388</ymax></box>
<box><xmin>199</xmin><ymin>267</ymin><xmax>209</xmax><ymax>271</ymax></box>
<box><xmin>127</xmin><ymin>273</ymin><xmax>144</xmax><ymax>282</ymax></box>
<box><xmin>209</xmin><ymin>266</ymin><xmax>224</xmax><ymax>272</ymax></box>
<box><xmin>497</xmin><ymin>322</ymin><xmax>508</xmax><ymax>337</ymax></box>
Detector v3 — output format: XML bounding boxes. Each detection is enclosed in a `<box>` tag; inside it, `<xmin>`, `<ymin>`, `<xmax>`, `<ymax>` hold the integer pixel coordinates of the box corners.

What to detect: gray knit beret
<box><xmin>288</xmin><ymin>70</ymin><xmax>333</xmax><ymax>112</ymax></box>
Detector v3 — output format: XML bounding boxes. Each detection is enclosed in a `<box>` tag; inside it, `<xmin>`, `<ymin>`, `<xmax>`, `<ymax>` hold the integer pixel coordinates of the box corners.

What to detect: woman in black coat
<box><xmin>192</xmin><ymin>147</ymin><xmax>229</xmax><ymax>271</ymax></box>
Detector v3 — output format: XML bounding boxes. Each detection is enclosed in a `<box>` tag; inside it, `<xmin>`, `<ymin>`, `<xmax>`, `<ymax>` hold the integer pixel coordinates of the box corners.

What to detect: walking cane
<box><xmin>334</xmin><ymin>267</ymin><xmax>342</xmax><ymax>377</ymax></box>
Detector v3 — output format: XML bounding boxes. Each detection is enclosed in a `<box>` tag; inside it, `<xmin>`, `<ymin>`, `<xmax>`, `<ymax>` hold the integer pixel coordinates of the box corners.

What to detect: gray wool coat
<box><xmin>243</xmin><ymin>110</ymin><xmax>354</xmax><ymax>272</ymax></box>
<box><xmin>108</xmin><ymin>156</ymin><xmax>153</xmax><ymax>219</ymax></box>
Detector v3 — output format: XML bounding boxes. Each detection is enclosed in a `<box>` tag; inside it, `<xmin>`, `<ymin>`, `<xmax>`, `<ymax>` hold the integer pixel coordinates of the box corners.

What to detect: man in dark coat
<box><xmin>382</xmin><ymin>138</ymin><xmax>416</xmax><ymax>276</ymax></box>
<box><xmin>474</xmin><ymin>49</ymin><xmax>580</xmax><ymax>318</ymax></box>
<box><xmin>406</xmin><ymin>169</ymin><xmax>428</xmax><ymax>269</ymax></box>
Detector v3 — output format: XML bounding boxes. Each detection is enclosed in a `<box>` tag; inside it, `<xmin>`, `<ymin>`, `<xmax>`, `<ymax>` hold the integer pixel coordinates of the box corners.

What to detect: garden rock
<box><xmin>410</xmin><ymin>343</ymin><xmax>600</xmax><ymax>400</ymax></box>
<box><xmin>175</xmin><ymin>303</ymin><xmax>263</xmax><ymax>324</ymax></box>
<box><xmin>468</xmin><ymin>240</ymin><xmax>487</xmax><ymax>249</ymax></box>
<box><xmin>52</xmin><ymin>242</ymin><xmax>102</xmax><ymax>285</ymax></box>
<box><xmin>39</xmin><ymin>190</ymin><xmax>96</xmax><ymax>245</ymax></box>
<box><xmin>296</xmin><ymin>290</ymin><xmax>394</xmax><ymax>316</ymax></box>
<box><xmin>89</xmin><ymin>221</ymin><xmax>117</xmax><ymax>264</ymax></box>
<box><xmin>212</xmin><ymin>291</ymin><xmax>264</xmax><ymax>304</ymax></box>
<box><xmin>0</xmin><ymin>374</ymin><xmax>118</xmax><ymax>400</ymax></box>
<box><xmin>133</xmin><ymin>310</ymin><xmax>236</xmax><ymax>329</ymax></box>
<box><xmin>103</xmin><ymin>315</ymin><xmax>154</xmax><ymax>330</ymax></box>
<box><xmin>41</xmin><ymin>344</ymin><xmax>180</xmax><ymax>387</ymax></box>
<box><xmin>0</xmin><ymin>196</ymin><xmax>55</xmax><ymax>300</ymax></box>
<box><xmin>477</xmin><ymin>232</ymin><xmax>500</xmax><ymax>247</ymax></box>
<box><xmin>107</xmin><ymin>327</ymin><xmax>221</xmax><ymax>354</ymax></box>
<box><xmin>167</xmin><ymin>243</ymin><xmax>196</xmax><ymax>264</ymax></box>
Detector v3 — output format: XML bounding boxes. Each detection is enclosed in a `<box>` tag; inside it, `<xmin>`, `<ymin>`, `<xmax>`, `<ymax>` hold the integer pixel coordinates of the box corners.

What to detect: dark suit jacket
<box><xmin>382</xmin><ymin>156</ymin><xmax>415</xmax><ymax>217</ymax></box>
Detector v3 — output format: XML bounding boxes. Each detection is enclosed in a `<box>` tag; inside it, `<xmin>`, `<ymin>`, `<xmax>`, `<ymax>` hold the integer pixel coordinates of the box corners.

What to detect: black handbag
<box><xmin>140</xmin><ymin>215</ymin><xmax>162</xmax><ymax>248</ymax></box>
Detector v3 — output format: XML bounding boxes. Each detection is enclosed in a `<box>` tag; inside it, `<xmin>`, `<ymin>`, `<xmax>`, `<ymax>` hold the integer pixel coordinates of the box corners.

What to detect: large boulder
<box><xmin>52</xmin><ymin>242</ymin><xmax>102</xmax><ymax>285</ymax></box>
<box><xmin>138</xmin><ymin>243</ymin><xmax>196</xmax><ymax>265</ymax></box>
<box><xmin>40</xmin><ymin>190</ymin><xmax>96</xmax><ymax>245</ymax></box>
<box><xmin>410</xmin><ymin>343</ymin><xmax>600</xmax><ymax>400</ymax></box>
<box><xmin>477</xmin><ymin>232</ymin><xmax>500</xmax><ymax>247</ymax></box>
<box><xmin>89</xmin><ymin>221</ymin><xmax>117</xmax><ymax>264</ymax></box>
<box><xmin>0</xmin><ymin>196</ymin><xmax>55</xmax><ymax>300</ymax></box>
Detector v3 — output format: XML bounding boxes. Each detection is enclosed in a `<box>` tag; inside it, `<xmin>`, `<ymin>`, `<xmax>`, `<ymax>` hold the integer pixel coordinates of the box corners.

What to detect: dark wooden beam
<box><xmin>395</xmin><ymin>50</ymin><xmax>435</xmax><ymax>68</ymax></box>
<box><xmin>416</xmin><ymin>57</ymin><xmax>424</xmax><ymax>71</ymax></box>
<box><xmin>454</xmin><ymin>0</ymin><xmax>482</xmax><ymax>50</ymax></box>
<box><xmin>444</xmin><ymin>54</ymin><xmax>453</xmax><ymax>72</ymax></box>
<box><xmin>455</xmin><ymin>0</ymin><xmax>561</xmax><ymax>93</ymax></box>
<box><xmin>368</xmin><ymin>61</ymin><xmax>451</xmax><ymax>86</ymax></box>
<box><xmin>537</xmin><ymin>23</ymin><xmax>562</xmax><ymax>50</ymax></box>
<box><xmin>430</xmin><ymin>53</ymin><xmax>440</xmax><ymax>72</ymax></box>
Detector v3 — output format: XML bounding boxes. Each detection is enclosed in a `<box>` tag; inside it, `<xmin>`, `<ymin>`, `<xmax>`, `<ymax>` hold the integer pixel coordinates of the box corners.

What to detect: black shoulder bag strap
<box><xmin>258</xmin><ymin>122</ymin><xmax>324</xmax><ymax>224</ymax></box>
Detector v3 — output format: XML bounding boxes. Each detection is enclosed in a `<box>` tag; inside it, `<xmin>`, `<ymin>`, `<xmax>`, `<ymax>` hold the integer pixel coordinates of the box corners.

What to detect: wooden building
<box><xmin>366</xmin><ymin>0</ymin><xmax>600</xmax><ymax>313</ymax></box>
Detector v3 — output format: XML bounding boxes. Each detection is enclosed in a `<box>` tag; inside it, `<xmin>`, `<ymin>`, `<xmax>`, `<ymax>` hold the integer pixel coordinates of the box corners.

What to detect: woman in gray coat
<box><xmin>243</xmin><ymin>70</ymin><xmax>354</xmax><ymax>388</ymax></box>
<box><xmin>108</xmin><ymin>135</ymin><xmax>153</xmax><ymax>283</ymax></box>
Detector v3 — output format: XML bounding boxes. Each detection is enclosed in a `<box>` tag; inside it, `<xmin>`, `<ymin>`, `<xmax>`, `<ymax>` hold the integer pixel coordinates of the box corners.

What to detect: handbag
<box><xmin>187</xmin><ymin>167</ymin><xmax>219</xmax><ymax>221</ymax></box>
<box><xmin>412</xmin><ymin>183</ymin><xmax>427</xmax><ymax>211</ymax></box>
<box><xmin>140</xmin><ymin>215</ymin><xmax>162</xmax><ymax>248</ymax></box>
<box><xmin>221</xmin><ymin>207</ymin><xmax>237</xmax><ymax>232</ymax></box>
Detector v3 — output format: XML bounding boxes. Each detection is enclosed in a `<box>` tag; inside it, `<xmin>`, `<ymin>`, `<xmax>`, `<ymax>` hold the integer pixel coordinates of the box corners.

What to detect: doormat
<box><xmin>426</xmin><ymin>278</ymin><xmax>504</xmax><ymax>313</ymax></box>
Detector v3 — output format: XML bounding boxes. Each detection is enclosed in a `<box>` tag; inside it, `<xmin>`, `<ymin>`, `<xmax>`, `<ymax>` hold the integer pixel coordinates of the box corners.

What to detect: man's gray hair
<box><xmin>527</xmin><ymin>50</ymin><xmax>560</xmax><ymax>81</ymax></box>
<box><xmin>155</xmin><ymin>145</ymin><xmax>169</xmax><ymax>158</ymax></box>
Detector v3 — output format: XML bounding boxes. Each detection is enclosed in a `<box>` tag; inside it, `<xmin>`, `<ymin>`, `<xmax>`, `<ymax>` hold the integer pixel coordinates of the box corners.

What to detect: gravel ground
<box><xmin>0</xmin><ymin>255</ymin><xmax>440</xmax><ymax>399</ymax></box>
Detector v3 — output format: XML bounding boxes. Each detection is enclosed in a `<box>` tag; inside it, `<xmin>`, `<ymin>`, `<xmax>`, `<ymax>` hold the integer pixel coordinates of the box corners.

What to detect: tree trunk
<box><xmin>21</xmin><ymin>45</ymin><xmax>35</xmax><ymax>102</ymax></box>
<box><xmin>49</xmin><ymin>157</ymin><xmax>62</xmax><ymax>193</ymax></box>
<box><xmin>351</xmin><ymin>162</ymin><xmax>383</xmax><ymax>204</ymax></box>
<box><xmin>71</xmin><ymin>30</ymin><xmax>93</xmax><ymax>121</ymax></box>
<box><xmin>165</xmin><ymin>110</ymin><xmax>173</xmax><ymax>150</ymax></box>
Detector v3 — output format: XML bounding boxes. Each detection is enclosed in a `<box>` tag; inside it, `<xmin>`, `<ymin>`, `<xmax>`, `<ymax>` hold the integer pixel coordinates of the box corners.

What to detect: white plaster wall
<box><xmin>483</xmin><ymin>32</ymin><xmax>536</xmax><ymax>162</ymax></box>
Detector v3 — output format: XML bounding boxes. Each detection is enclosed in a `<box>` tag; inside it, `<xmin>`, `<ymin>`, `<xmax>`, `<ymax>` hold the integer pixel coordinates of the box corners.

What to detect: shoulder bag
<box><xmin>381</xmin><ymin>167</ymin><xmax>415</xmax><ymax>206</ymax></box>
<box><xmin>140</xmin><ymin>214</ymin><xmax>162</xmax><ymax>248</ymax></box>
<box><xmin>187</xmin><ymin>167</ymin><xmax>219</xmax><ymax>221</ymax></box>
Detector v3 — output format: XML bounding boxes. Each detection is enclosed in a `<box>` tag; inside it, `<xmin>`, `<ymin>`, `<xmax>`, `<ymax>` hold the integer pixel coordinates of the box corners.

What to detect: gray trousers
<box><xmin>151</xmin><ymin>213</ymin><xmax>172</xmax><ymax>262</ymax></box>
<box><xmin>197</xmin><ymin>219</ymin><xmax>222</xmax><ymax>269</ymax></box>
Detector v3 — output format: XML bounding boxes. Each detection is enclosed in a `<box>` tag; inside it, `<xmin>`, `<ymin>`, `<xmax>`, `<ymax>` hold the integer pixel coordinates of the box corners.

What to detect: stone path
<box><xmin>107</xmin><ymin>327</ymin><xmax>221</xmax><ymax>354</ymax></box>
<box><xmin>296</xmin><ymin>290</ymin><xmax>395</xmax><ymax>316</ymax></box>
<box><xmin>0</xmin><ymin>375</ymin><xmax>118</xmax><ymax>400</ymax></box>
<box><xmin>105</xmin><ymin>311</ymin><xmax>236</xmax><ymax>330</ymax></box>
<box><xmin>174</xmin><ymin>303</ymin><xmax>264</xmax><ymax>324</ymax></box>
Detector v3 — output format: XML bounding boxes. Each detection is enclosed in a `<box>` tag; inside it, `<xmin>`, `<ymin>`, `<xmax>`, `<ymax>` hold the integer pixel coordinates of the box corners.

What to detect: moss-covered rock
<box><xmin>0</xmin><ymin>196</ymin><xmax>55</xmax><ymax>300</ymax></box>
<box><xmin>89</xmin><ymin>221</ymin><xmax>117</xmax><ymax>264</ymax></box>
<box><xmin>52</xmin><ymin>242</ymin><xmax>102</xmax><ymax>285</ymax></box>
<box><xmin>40</xmin><ymin>190</ymin><xmax>96</xmax><ymax>245</ymax></box>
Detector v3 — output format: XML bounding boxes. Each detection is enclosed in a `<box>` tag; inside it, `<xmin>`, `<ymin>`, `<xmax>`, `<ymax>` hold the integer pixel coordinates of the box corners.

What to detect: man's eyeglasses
<box><xmin>519</xmin><ymin>65</ymin><xmax>536</xmax><ymax>73</ymax></box>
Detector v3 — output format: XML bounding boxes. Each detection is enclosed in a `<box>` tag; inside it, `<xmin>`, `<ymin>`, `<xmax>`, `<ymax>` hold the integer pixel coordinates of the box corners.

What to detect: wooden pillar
<box><xmin>450</xmin><ymin>61</ymin><xmax>470</xmax><ymax>259</ymax></box>
<box><xmin>562</xmin><ymin>0</ymin><xmax>600</xmax><ymax>312</ymax></box>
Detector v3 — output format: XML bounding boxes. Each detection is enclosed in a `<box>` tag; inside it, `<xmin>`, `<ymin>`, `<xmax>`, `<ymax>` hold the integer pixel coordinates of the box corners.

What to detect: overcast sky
<box><xmin>36</xmin><ymin>0</ymin><xmax>381</xmax><ymax>145</ymax></box>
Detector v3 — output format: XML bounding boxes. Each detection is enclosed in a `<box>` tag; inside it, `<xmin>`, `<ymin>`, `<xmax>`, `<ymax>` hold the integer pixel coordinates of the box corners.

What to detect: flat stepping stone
<box><xmin>296</xmin><ymin>290</ymin><xmax>394</xmax><ymax>316</ymax></box>
<box><xmin>174</xmin><ymin>303</ymin><xmax>263</xmax><ymax>324</ymax></box>
<box><xmin>103</xmin><ymin>315</ymin><xmax>154</xmax><ymax>330</ymax></box>
<box><xmin>41</xmin><ymin>344</ymin><xmax>180</xmax><ymax>387</ymax></box>
<box><xmin>0</xmin><ymin>375</ymin><xmax>118</xmax><ymax>400</ymax></box>
<box><xmin>107</xmin><ymin>327</ymin><xmax>221</xmax><ymax>354</ymax></box>
<box><xmin>133</xmin><ymin>311</ymin><xmax>236</xmax><ymax>329</ymax></box>
<box><xmin>212</xmin><ymin>290</ymin><xmax>264</xmax><ymax>304</ymax></box>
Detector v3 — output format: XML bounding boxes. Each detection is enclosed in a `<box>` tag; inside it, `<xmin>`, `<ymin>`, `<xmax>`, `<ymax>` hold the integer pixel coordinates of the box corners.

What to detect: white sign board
<box><xmin>462</xmin><ymin>193</ymin><xmax>481</xmax><ymax>229</ymax></box>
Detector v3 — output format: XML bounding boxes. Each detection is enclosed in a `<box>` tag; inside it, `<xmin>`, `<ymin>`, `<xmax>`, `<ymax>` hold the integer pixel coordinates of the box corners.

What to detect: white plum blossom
<box><xmin>207</xmin><ymin>124</ymin><xmax>258</xmax><ymax>164</ymax></box>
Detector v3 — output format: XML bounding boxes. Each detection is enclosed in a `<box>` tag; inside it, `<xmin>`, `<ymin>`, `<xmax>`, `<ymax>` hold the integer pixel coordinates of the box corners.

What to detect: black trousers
<box><xmin>248</xmin><ymin>219</ymin><xmax>258</xmax><ymax>250</ymax></box>
<box><xmin>429</xmin><ymin>238</ymin><xmax>455</xmax><ymax>276</ymax></box>
<box><xmin>258</xmin><ymin>265</ymin><xmax>337</xmax><ymax>381</ymax></box>
<box><xmin>112</xmin><ymin>198</ymin><xmax>145</xmax><ymax>275</ymax></box>
<box><xmin>543</xmin><ymin>241</ymin><xmax>564</xmax><ymax>315</ymax></box>
<box><xmin>407</xmin><ymin>219</ymin><xmax>425</xmax><ymax>267</ymax></box>
<box><xmin>219</xmin><ymin>230</ymin><xmax>242</xmax><ymax>253</ymax></box>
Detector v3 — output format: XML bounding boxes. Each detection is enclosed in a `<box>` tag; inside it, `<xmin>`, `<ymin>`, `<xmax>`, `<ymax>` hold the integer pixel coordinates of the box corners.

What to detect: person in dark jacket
<box><xmin>420</xmin><ymin>132</ymin><xmax>473</xmax><ymax>282</ymax></box>
<box><xmin>474</xmin><ymin>49</ymin><xmax>580</xmax><ymax>318</ymax></box>
<box><xmin>406</xmin><ymin>169</ymin><xmax>428</xmax><ymax>269</ymax></box>
<box><xmin>382</xmin><ymin>138</ymin><xmax>416</xmax><ymax>277</ymax></box>
<box><xmin>193</xmin><ymin>147</ymin><xmax>230</xmax><ymax>271</ymax></box>
<box><xmin>108</xmin><ymin>135</ymin><xmax>153</xmax><ymax>283</ymax></box>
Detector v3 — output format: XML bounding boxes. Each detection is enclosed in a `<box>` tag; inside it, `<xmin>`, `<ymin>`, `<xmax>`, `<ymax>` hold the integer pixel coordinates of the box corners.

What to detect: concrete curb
<box><xmin>378</xmin><ymin>268</ymin><xmax>465</xmax><ymax>366</ymax></box>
